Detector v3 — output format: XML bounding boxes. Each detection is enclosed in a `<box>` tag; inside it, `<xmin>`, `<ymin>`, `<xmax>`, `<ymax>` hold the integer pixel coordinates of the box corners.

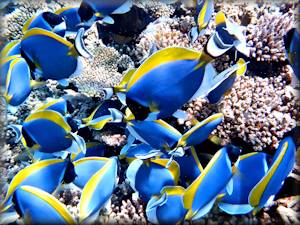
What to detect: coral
<box><xmin>133</xmin><ymin>0</ymin><xmax>175</xmax><ymax>19</ymax></box>
<box><xmin>134</xmin><ymin>16</ymin><xmax>209</xmax><ymax>62</ymax></box>
<box><xmin>1</xmin><ymin>0</ymin><xmax>80</xmax><ymax>40</ymax></box>
<box><xmin>58</xmin><ymin>187</ymin><xmax>81</xmax><ymax>219</ymax></box>
<box><xmin>95</xmin><ymin>132</ymin><xmax>127</xmax><ymax>147</ymax></box>
<box><xmin>183</xmin><ymin>70</ymin><xmax>299</xmax><ymax>151</ymax></box>
<box><xmin>70</xmin><ymin>45</ymin><xmax>124</xmax><ymax>98</ymax></box>
<box><xmin>247</xmin><ymin>10</ymin><xmax>295</xmax><ymax>62</ymax></box>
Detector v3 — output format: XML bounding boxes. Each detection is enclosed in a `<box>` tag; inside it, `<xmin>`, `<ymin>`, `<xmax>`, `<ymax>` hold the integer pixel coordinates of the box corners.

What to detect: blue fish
<box><xmin>189</xmin><ymin>0</ymin><xmax>214</xmax><ymax>43</ymax></box>
<box><xmin>249</xmin><ymin>137</ymin><xmax>296</xmax><ymax>210</ymax></box>
<box><xmin>20</xmin><ymin>28</ymin><xmax>91</xmax><ymax>82</ymax></box>
<box><xmin>13</xmin><ymin>185</ymin><xmax>76</xmax><ymax>225</ymax></box>
<box><xmin>175</xmin><ymin>147</ymin><xmax>203</xmax><ymax>188</ymax></box>
<box><xmin>126</xmin><ymin>158</ymin><xmax>180</xmax><ymax>201</ymax></box>
<box><xmin>124</xmin><ymin>47</ymin><xmax>211</xmax><ymax>120</ymax></box>
<box><xmin>146</xmin><ymin>186</ymin><xmax>187</xmax><ymax>225</ymax></box>
<box><xmin>79</xmin><ymin>0</ymin><xmax>133</xmax><ymax>25</ymax></box>
<box><xmin>206</xmin><ymin>58</ymin><xmax>247</xmax><ymax>104</ymax></box>
<box><xmin>55</xmin><ymin>6</ymin><xmax>90</xmax><ymax>34</ymax></box>
<box><xmin>120</xmin><ymin>143</ymin><xmax>161</xmax><ymax>162</ymax></box>
<box><xmin>79</xmin><ymin>157</ymin><xmax>118</xmax><ymax>223</ymax></box>
<box><xmin>210</xmin><ymin>11</ymin><xmax>250</xmax><ymax>57</ymax></box>
<box><xmin>183</xmin><ymin>147</ymin><xmax>233</xmax><ymax>220</ymax></box>
<box><xmin>126</xmin><ymin>119</ymin><xmax>182</xmax><ymax>150</ymax></box>
<box><xmin>34</xmin><ymin>98</ymin><xmax>68</xmax><ymax>115</ymax></box>
<box><xmin>1</xmin><ymin>40</ymin><xmax>21</xmax><ymax>58</ymax></box>
<box><xmin>23</xmin><ymin>12</ymin><xmax>66</xmax><ymax>37</ymax></box>
<box><xmin>21</xmin><ymin>110</ymin><xmax>86</xmax><ymax>154</ymax></box>
<box><xmin>284</xmin><ymin>28</ymin><xmax>300</xmax><ymax>80</ymax></box>
<box><xmin>176</xmin><ymin>113</ymin><xmax>224</xmax><ymax>147</ymax></box>
<box><xmin>72</xmin><ymin>142</ymin><xmax>106</xmax><ymax>161</ymax></box>
<box><xmin>73</xmin><ymin>157</ymin><xmax>109</xmax><ymax>188</ymax></box>
<box><xmin>0</xmin><ymin>158</ymin><xmax>72</xmax><ymax>210</ymax></box>
<box><xmin>82</xmin><ymin>100</ymin><xmax>123</xmax><ymax>130</ymax></box>
<box><xmin>218</xmin><ymin>152</ymin><xmax>268</xmax><ymax>215</ymax></box>
<box><xmin>1</xmin><ymin>56</ymin><xmax>43</xmax><ymax>106</ymax></box>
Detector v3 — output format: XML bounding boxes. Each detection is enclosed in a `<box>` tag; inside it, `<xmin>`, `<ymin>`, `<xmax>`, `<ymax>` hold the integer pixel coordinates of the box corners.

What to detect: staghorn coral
<box><xmin>247</xmin><ymin>10</ymin><xmax>295</xmax><ymax>62</ymax></box>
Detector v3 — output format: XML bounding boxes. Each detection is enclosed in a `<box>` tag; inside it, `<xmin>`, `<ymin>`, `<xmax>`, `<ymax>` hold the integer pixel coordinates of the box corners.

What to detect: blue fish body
<box><xmin>72</xmin><ymin>142</ymin><xmax>106</xmax><ymax>161</ymax></box>
<box><xmin>23</xmin><ymin>12</ymin><xmax>66</xmax><ymax>37</ymax></box>
<box><xmin>123</xmin><ymin>143</ymin><xmax>160</xmax><ymax>162</ymax></box>
<box><xmin>55</xmin><ymin>6</ymin><xmax>90</xmax><ymax>33</ymax></box>
<box><xmin>127</xmin><ymin>120</ymin><xmax>182</xmax><ymax>150</ymax></box>
<box><xmin>177</xmin><ymin>113</ymin><xmax>223</xmax><ymax>147</ymax></box>
<box><xmin>79</xmin><ymin>157</ymin><xmax>118</xmax><ymax>223</ymax></box>
<box><xmin>206</xmin><ymin>74</ymin><xmax>236</xmax><ymax>104</ymax></box>
<box><xmin>22</xmin><ymin>110</ymin><xmax>73</xmax><ymax>153</ymax></box>
<box><xmin>13</xmin><ymin>186</ymin><xmax>75</xmax><ymax>225</ymax></box>
<box><xmin>125</xmin><ymin>47</ymin><xmax>212</xmax><ymax>120</ymax></box>
<box><xmin>1</xmin><ymin>56</ymin><xmax>32</xmax><ymax>106</ymax></box>
<box><xmin>73</xmin><ymin>157</ymin><xmax>109</xmax><ymax>188</ymax></box>
<box><xmin>1</xmin><ymin>41</ymin><xmax>21</xmax><ymax>57</ymax></box>
<box><xmin>82</xmin><ymin>0</ymin><xmax>130</xmax><ymax>17</ymax></box>
<box><xmin>175</xmin><ymin>147</ymin><xmax>203</xmax><ymax>188</ymax></box>
<box><xmin>126</xmin><ymin>158</ymin><xmax>180</xmax><ymax>201</ymax></box>
<box><xmin>183</xmin><ymin>147</ymin><xmax>232</xmax><ymax>220</ymax></box>
<box><xmin>34</xmin><ymin>98</ymin><xmax>68</xmax><ymax>115</ymax></box>
<box><xmin>21</xmin><ymin>28</ymin><xmax>83</xmax><ymax>81</ymax></box>
<box><xmin>146</xmin><ymin>186</ymin><xmax>187</xmax><ymax>225</ymax></box>
<box><xmin>219</xmin><ymin>152</ymin><xmax>268</xmax><ymax>214</ymax></box>
<box><xmin>249</xmin><ymin>137</ymin><xmax>296</xmax><ymax>209</ymax></box>
<box><xmin>1</xmin><ymin>159</ymin><xmax>69</xmax><ymax>209</ymax></box>
<box><xmin>284</xmin><ymin>28</ymin><xmax>300</xmax><ymax>80</ymax></box>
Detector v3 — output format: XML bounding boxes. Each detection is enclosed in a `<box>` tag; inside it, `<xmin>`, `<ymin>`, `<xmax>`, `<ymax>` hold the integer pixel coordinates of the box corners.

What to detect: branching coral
<box><xmin>1</xmin><ymin>0</ymin><xmax>80</xmax><ymax>40</ymax></box>
<box><xmin>183</xmin><ymin>70</ymin><xmax>299</xmax><ymax>151</ymax></box>
<box><xmin>133</xmin><ymin>0</ymin><xmax>176</xmax><ymax>19</ymax></box>
<box><xmin>247</xmin><ymin>10</ymin><xmax>295</xmax><ymax>62</ymax></box>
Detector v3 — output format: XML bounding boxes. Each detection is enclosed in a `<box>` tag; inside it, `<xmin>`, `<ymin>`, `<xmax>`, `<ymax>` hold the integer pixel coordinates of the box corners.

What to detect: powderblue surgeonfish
<box><xmin>81</xmin><ymin>100</ymin><xmax>123</xmax><ymax>130</ymax></box>
<box><xmin>175</xmin><ymin>147</ymin><xmax>203</xmax><ymax>188</ymax></box>
<box><xmin>55</xmin><ymin>6</ymin><xmax>90</xmax><ymax>34</ymax></box>
<box><xmin>146</xmin><ymin>186</ymin><xmax>187</xmax><ymax>225</ymax></box>
<box><xmin>284</xmin><ymin>27</ymin><xmax>300</xmax><ymax>80</ymax></box>
<box><xmin>1</xmin><ymin>40</ymin><xmax>21</xmax><ymax>58</ymax></box>
<box><xmin>189</xmin><ymin>0</ymin><xmax>214</xmax><ymax>43</ymax></box>
<box><xmin>79</xmin><ymin>0</ymin><xmax>133</xmax><ymax>25</ymax></box>
<box><xmin>1</xmin><ymin>55</ymin><xmax>43</xmax><ymax>106</ymax></box>
<box><xmin>79</xmin><ymin>157</ymin><xmax>118</xmax><ymax>223</ymax></box>
<box><xmin>126</xmin><ymin>158</ymin><xmax>180</xmax><ymax>201</ymax></box>
<box><xmin>183</xmin><ymin>147</ymin><xmax>233</xmax><ymax>220</ymax></box>
<box><xmin>21</xmin><ymin>27</ymin><xmax>91</xmax><ymax>83</ymax></box>
<box><xmin>210</xmin><ymin>11</ymin><xmax>250</xmax><ymax>57</ymax></box>
<box><xmin>22</xmin><ymin>12</ymin><xmax>66</xmax><ymax>37</ymax></box>
<box><xmin>206</xmin><ymin>58</ymin><xmax>247</xmax><ymax>104</ymax></box>
<box><xmin>33</xmin><ymin>98</ymin><xmax>68</xmax><ymax>115</ymax></box>
<box><xmin>20</xmin><ymin>110</ymin><xmax>85</xmax><ymax>154</ymax></box>
<box><xmin>13</xmin><ymin>185</ymin><xmax>76</xmax><ymax>225</ymax></box>
<box><xmin>120</xmin><ymin>143</ymin><xmax>161</xmax><ymax>163</ymax></box>
<box><xmin>72</xmin><ymin>142</ymin><xmax>106</xmax><ymax>161</ymax></box>
<box><xmin>73</xmin><ymin>157</ymin><xmax>109</xmax><ymax>188</ymax></box>
<box><xmin>126</xmin><ymin>119</ymin><xmax>182</xmax><ymax>151</ymax></box>
<box><xmin>218</xmin><ymin>152</ymin><xmax>268</xmax><ymax>215</ymax></box>
<box><xmin>248</xmin><ymin>137</ymin><xmax>296</xmax><ymax>210</ymax></box>
<box><xmin>0</xmin><ymin>158</ymin><xmax>72</xmax><ymax>211</ymax></box>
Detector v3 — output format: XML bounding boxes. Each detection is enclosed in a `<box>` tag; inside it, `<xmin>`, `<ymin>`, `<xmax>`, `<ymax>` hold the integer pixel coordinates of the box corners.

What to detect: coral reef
<box><xmin>247</xmin><ymin>10</ymin><xmax>295</xmax><ymax>62</ymax></box>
